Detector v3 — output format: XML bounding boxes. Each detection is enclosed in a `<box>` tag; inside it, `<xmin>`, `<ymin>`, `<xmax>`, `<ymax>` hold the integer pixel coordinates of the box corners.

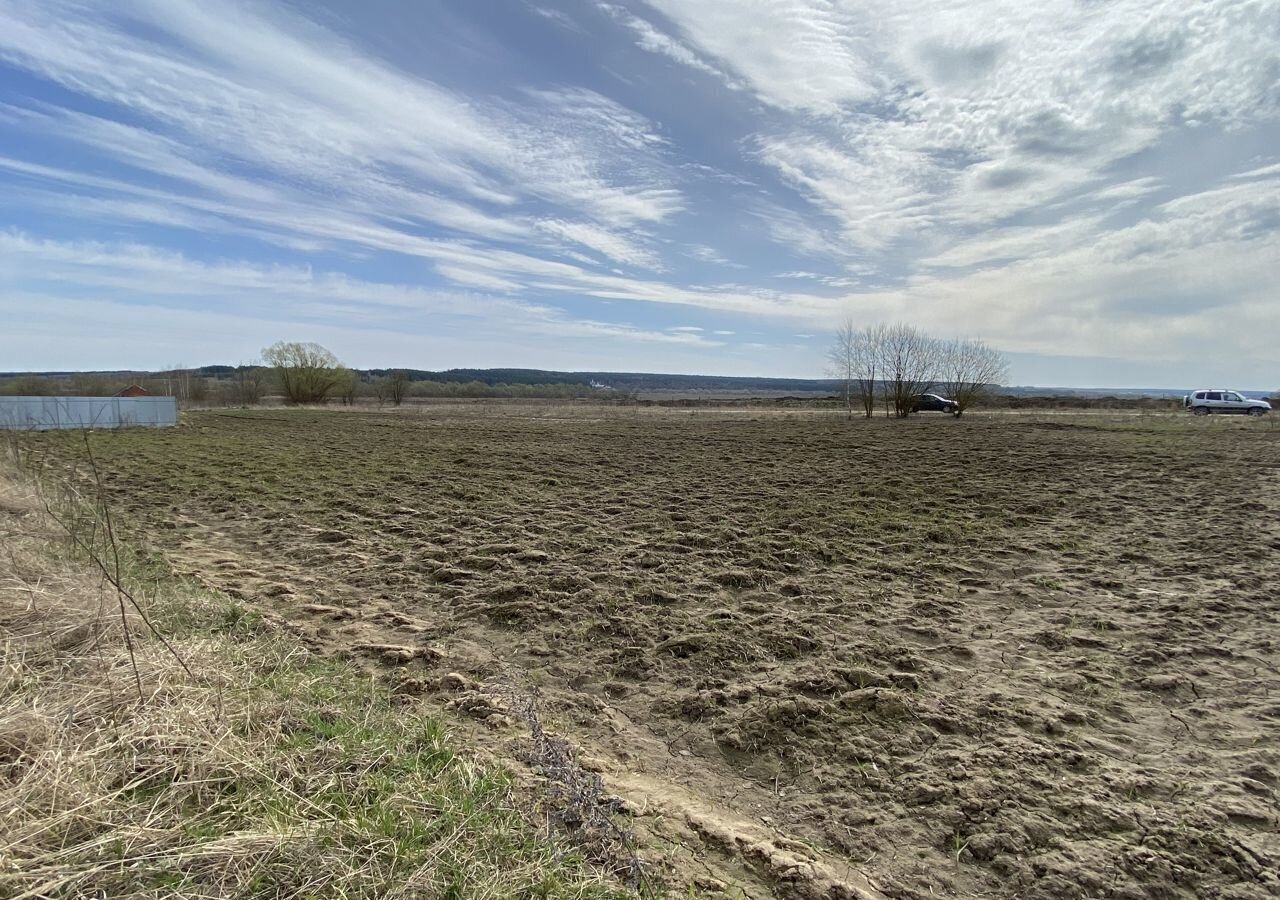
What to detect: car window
<box><xmin>1194</xmin><ymin>392</ymin><xmax>1205</xmax><ymax>400</ymax></box>
<box><xmin>1226</xmin><ymin>392</ymin><xmax>1242</xmax><ymax>402</ymax></box>
<box><xmin>1206</xmin><ymin>392</ymin><xmax>1223</xmax><ymax>401</ymax></box>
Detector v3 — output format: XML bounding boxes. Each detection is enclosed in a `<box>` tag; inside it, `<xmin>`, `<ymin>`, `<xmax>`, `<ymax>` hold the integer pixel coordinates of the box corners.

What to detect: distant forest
<box><xmin>0</xmin><ymin>365</ymin><xmax>1240</xmax><ymax>401</ymax></box>
<box><xmin>369</xmin><ymin>368</ymin><xmax>845</xmax><ymax>393</ymax></box>
<box><xmin>0</xmin><ymin>365</ymin><xmax>844</xmax><ymax>398</ymax></box>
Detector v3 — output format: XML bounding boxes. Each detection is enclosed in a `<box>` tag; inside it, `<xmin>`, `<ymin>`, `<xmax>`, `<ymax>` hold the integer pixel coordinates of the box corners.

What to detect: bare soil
<box><xmin>27</xmin><ymin>407</ymin><xmax>1280</xmax><ymax>899</ymax></box>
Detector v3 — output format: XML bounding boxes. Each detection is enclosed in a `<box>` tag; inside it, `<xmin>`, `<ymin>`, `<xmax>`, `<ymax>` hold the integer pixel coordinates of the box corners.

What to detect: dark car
<box><xmin>911</xmin><ymin>393</ymin><xmax>959</xmax><ymax>414</ymax></box>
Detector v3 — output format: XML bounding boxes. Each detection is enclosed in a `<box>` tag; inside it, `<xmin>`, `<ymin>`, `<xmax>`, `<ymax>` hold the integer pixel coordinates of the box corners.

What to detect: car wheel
<box><xmin>1192</xmin><ymin>406</ymin><xmax>1209</xmax><ymax>416</ymax></box>
<box><xmin>1248</xmin><ymin>407</ymin><xmax>1266</xmax><ymax>417</ymax></box>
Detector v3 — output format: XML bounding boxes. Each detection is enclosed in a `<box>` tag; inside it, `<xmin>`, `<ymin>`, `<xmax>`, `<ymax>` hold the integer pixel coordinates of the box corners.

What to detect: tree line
<box><xmin>0</xmin><ymin>342</ymin><xmax>613</xmax><ymax>406</ymax></box>
<box><xmin>2</xmin><ymin>331</ymin><xmax>1006</xmax><ymax>413</ymax></box>
<box><xmin>0</xmin><ymin>368</ymin><xmax>267</xmax><ymax>406</ymax></box>
<box><xmin>259</xmin><ymin>342</ymin><xmax>610</xmax><ymax>404</ymax></box>
<box><xmin>828</xmin><ymin>321</ymin><xmax>1010</xmax><ymax>418</ymax></box>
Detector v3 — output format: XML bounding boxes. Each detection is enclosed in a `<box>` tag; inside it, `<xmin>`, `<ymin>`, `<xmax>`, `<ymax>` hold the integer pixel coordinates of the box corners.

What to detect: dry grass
<box><xmin>0</xmin><ymin>470</ymin><xmax>628</xmax><ymax>900</ymax></box>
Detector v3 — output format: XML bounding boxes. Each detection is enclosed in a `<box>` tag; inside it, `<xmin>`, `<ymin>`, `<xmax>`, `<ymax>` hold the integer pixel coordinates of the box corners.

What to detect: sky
<box><xmin>0</xmin><ymin>0</ymin><xmax>1278</xmax><ymax>387</ymax></box>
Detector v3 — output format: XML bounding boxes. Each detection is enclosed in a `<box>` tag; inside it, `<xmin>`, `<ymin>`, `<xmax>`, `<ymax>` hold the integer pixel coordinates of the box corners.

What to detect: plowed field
<box><xmin>27</xmin><ymin>407</ymin><xmax>1280</xmax><ymax>899</ymax></box>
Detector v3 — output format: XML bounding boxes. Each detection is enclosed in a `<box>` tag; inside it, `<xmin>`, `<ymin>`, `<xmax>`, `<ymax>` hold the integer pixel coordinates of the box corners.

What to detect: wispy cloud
<box><xmin>641</xmin><ymin>0</ymin><xmax>878</xmax><ymax>112</ymax></box>
<box><xmin>654</xmin><ymin>0</ymin><xmax>1280</xmax><ymax>251</ymax></box>
<box><xmin>596</xmin><ymin>3</ymin><xmax>738</xmax><ymax>85</ymax></box>
<box><xmin>0</xmin><ymin>232</ymin><xmax>724</xmax><ymax>350</ymax></box>
<box><xmin>536</xmin><ymin>219</ymin><xmax>662</xmax><ymax>269</ymax></box>
<box><xmin>0</xmin><ymin>0</ymin><xmax>681</xmax><ymax>255</ymax></box>
<box><xmin>684</xmin><ymin>244</ymin><xmax>743</xmax><ymax>267</ymax></box>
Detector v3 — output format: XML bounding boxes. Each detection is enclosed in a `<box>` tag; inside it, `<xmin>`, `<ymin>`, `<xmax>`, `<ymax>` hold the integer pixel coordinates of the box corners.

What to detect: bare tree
<box><xmin>827</xmin><ymin>319</ymin><xmax>883</xmax><ymax>419</ymax></box>
<box><xmin>386</xmin><ymin>369</ymin><xmax>409</xmax><ymax>406</ymax></box>
<box><xmin>231</xmin><ymin>361</ymin><xmax>267</xmax><ymax>407</ymax></box>
<box><xmin>878</xmin><ymin>323</ymin><xmax>939</xmax><ymax>418</ymax></box>
<box><xmin>162</xmin><ymin>366</ymin><xmax>184</xmax><ymax>403</ymax></box>
<box><xmin>187</xmin><ymin>371</ymin><xmax>209</xmax><ymax>405</ymax></box>
<box><xmin>937</xmin><ymin>338</ymin><xmax>1009</xmax><ymax>417</ymax></box>
<box><xmin>161</xmin><ymin>364</ymin><xmax>206</xmax><ymax>405</ymax></box>
<box><xmin>335</xmin><ymin>368</ymin><xmax>360</xmax><ymax>405</ymax></box>
<box><xmin>828</xmin><ymin>318</ymin><xmax>856</xmax><ymax>419</ymax></box>
<box><xmin>262</xmin><ymin>341</ymin><xmax>345</xmax><ymax>404</ymax></box>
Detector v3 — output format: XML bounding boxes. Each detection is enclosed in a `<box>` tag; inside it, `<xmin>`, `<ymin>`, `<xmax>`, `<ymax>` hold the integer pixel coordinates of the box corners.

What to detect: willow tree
<box><xmin>262</xmin><ymin>341</ymin><xmax>345</xmax><ymax>404</ymax></box>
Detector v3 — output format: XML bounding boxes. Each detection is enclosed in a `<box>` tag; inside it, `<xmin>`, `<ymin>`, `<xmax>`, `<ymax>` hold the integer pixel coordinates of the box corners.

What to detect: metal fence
<box><xmin>0</xmin><ymin>396</ymin><xmax>179</xmax><ymax>430</ymax></box>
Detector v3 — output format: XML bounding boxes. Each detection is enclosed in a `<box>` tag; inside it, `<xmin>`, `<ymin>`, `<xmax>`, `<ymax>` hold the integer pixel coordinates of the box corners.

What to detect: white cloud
<box><xmin>536</xmin><ymin>219</ymin><xmax>662</xmax><ymax>269</ymax></box>
<box><xmin>532</xmin><ymin>319</ymin><xmax>721</xmax><ymax>346</ymax></box>
<box><xmin>921</xmin><ymin>215</ymin><xmax>1108</xmax><ymax>269</ymax></box>
<box><xmin>684</xmin><ymin>244</ymin><xmax>742</xmax><ymax>267</ymax></box>
<box><xmin>432</xmin><ymin>266</ymin><xmax>526</xmax><ymax>293</ymax></box>
<box><xmin>0</xmin><ymin>0</ymin><xmax>683</xmax><ymax>252</ymax></box>
<box><xmin>750</xmin><ymin>200</ymin><xmax>853</xmax><ymax>261</ymax></box>
<box><xmin>829</xmin><ymin>177</ymin><xmax>1280</xmax><ymax>363</ymax></box>
<box><xmin>529</xmin><ymin>4</ymin><xmax>586</xmax><ymax>33</ymax></box>
<box><xmin>1231</xmin><ymin>162</ymin><xmax>1280</xmax><ymax>180</ymax></box>
<box><xmin>0</xmin><ymin>233</ymin><xmax>722</xmax><ymax>350</ymax></box>
<box><xmin>597</xmin><ymin>3</ymin><xmax>739</xmax><ymax>84</ymax></box>
<box><xmin>653</xmin><ymin>0</ymin><xmax>1280</xmax><ymax>253</ymax></box>
<box><xmin>641</xmin><ymin>0</ymin><xmax>879</xmax><ymax>113</ymax></box>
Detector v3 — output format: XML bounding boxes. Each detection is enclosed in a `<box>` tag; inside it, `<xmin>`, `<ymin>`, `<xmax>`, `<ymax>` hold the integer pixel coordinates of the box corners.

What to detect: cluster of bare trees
<box><xmin>229</xmin><ymin>364</ymin><xmax>268</xmax><ymax>406</ymax></box>
<box><xmin>159</xmin><ymin>366</ymin><xmax>208</xmax><ymax>405</ymax></box>
<box><xmin>828</xmin><ymin>321</ymin><xmax>1009</xmax><ymax>418</ymax></box>
<box><xmin>372</xmin><ymin>369</ymin><xmax>410</xmax><ymax>406</ymax></box>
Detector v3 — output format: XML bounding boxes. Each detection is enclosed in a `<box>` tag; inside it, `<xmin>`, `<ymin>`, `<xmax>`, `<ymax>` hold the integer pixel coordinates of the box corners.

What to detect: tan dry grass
<box><xmin>0</xmin><ymin>471</ymin><xmax>626</xmax><ymax>900</ymax></box>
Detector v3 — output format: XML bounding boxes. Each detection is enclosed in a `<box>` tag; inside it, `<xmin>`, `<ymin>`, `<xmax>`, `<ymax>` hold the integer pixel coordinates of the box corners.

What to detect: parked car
<box><xmin>911</xmin><ymin>393</ymin><xmax>959</xmax><ymax>415</ymax></box>
<box><xmin>1183</xmin><ymin>390</ymin><xmax>1271</xmax><ymax>416</ymax></box>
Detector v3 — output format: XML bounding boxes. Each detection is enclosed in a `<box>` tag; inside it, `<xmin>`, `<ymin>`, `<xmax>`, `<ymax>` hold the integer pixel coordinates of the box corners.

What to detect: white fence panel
<box><xmin>0</xmin><ymin>396</ymin><xmax>178</xmax><ymax>430</ymax></box>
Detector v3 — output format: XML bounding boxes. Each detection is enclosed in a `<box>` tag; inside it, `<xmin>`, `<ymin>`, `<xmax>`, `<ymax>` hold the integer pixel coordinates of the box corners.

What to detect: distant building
<box><xmin>113</xmin><ymin>384</ymin><xmax>151</xmax><ymax>397</ymax></box>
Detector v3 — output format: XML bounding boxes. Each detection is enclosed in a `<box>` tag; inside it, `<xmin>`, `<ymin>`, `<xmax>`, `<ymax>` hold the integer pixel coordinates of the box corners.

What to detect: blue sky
<box><xmin>1</xmin><ymin>0</ymin><xmax>1277</xmax><ymax>386</ymax></box>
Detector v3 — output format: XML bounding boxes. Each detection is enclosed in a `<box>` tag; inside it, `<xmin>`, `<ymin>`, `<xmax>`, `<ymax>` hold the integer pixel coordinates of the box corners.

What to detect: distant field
<box><xmin>26</xmin><ymin>406</ymin><xmax>1280</xmax><ymax>899</ymax></box>
<box><xmin>633</xmin><ymin>389</ymin><xmax>837</xmax><ymax>401</ymax></box>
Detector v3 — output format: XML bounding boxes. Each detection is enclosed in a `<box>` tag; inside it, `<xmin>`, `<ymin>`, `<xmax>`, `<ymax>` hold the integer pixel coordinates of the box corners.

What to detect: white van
<box><xmin>1182</xmin><ymin>390</ymin><xmax>1271</xmax><ymax>416</ymax></box>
